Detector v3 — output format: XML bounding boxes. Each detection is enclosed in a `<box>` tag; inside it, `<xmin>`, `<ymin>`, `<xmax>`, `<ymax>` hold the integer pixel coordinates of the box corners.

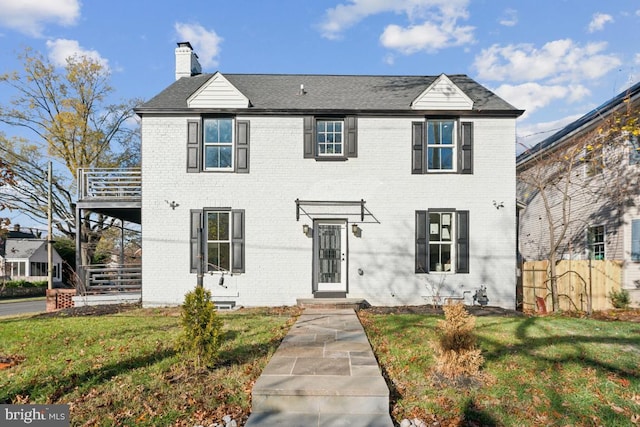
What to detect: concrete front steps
<box><xmin>245</xmin><ymin>308</ymin><xmax>394</xmax><ymax>427</ymax></box>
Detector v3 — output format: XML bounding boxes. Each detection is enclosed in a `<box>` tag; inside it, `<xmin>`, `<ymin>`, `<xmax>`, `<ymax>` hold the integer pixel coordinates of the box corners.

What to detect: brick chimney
<box><xmin>175</xmin><ymin>41</ymin><xmax>202</xmax><ymax>80</ymax></box>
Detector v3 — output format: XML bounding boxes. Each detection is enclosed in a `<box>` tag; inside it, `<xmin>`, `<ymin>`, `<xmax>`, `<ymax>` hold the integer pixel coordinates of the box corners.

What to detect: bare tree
<box><xmin>518</xmin><ymin>95</ymin><xmax>640</xmax><ymax>312</ymax></box>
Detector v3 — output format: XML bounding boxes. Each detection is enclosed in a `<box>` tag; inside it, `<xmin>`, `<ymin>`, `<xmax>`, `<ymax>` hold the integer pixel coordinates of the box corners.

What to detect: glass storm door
<box><xmin>314</xmin><ymin>221</ymin><xmax>347</xmax><ymax>292</ymax></box>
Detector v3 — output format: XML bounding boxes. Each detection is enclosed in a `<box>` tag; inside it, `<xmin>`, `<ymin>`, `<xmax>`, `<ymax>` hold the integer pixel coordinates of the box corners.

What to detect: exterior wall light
<box><xmin>352</xmin><ymin>223</ymin><xmax>360</xmax><ymax>237</ymax></box>
<box><xmin>302</xmin><ymin>224</ymin><xmax>310</xmax><ymax>237</ymax></box>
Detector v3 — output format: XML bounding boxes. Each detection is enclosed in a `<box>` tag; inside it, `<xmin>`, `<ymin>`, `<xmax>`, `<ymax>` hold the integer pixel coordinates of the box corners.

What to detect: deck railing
<box><xmin>83</xmin><ymin>264</ymin><xmax>142</xmax><ymax>293</ymax></box>
<box><xmin>78</xmin><ymin>168</ymin><xmax>141</xmax><ymax>200</ymax></box>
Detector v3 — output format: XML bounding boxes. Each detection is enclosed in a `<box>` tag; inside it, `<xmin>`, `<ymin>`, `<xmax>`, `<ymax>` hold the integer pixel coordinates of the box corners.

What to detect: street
<box><xmin>0</xmin><ymin>300</ymin><xmax>46</xmax><ymax>317</ymax></box>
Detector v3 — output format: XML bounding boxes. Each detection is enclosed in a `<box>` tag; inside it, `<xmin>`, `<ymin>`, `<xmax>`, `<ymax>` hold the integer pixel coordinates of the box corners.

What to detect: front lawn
<box><xmin>1</xmin><ymin>305</ymin><xmax>639</xmax><ymax>426</ymax></box>
<box><xmin>359</xmin><ymin>310</ymin><xmax>640</xmax><ymax>426</ymax></box>
<box><xmin>0</xmin><ymin>306</ymin><xmax>300</xmax><ymax>426</ymax></box>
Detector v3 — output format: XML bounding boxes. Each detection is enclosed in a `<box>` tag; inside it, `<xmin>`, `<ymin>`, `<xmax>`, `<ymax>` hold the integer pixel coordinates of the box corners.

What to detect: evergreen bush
<box><xmin>176</xmin><ymin>286</ymin><xmax>223</xmax><ymax>368</ymax></box>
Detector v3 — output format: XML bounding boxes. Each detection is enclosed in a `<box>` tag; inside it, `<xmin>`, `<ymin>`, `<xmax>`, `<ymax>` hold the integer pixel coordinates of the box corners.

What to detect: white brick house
<box><xmin>134</xmin><ymin>43</ymin><xmax>523</xmax><ymax>309</ymax></box>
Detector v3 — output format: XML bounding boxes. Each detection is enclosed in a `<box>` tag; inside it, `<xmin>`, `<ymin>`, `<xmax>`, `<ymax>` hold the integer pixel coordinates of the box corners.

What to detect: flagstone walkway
<box><xmin>245</xmin><ymin>308</ymin><xmax>394</xmax><ymax>427</ymax></box>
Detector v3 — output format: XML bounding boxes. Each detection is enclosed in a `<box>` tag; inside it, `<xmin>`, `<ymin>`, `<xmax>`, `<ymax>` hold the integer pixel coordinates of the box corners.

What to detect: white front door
<box><xmin>314</xmin><ymin>220</ymin><xmax>347</xmax><ymax>293</ymax></box>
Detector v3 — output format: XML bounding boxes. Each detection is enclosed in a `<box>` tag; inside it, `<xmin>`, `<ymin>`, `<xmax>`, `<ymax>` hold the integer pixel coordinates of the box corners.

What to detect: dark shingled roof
<box><xmin>137</xmin><ymin>73</ymin><xmax>522</xmax><ymax>114</ymax></box>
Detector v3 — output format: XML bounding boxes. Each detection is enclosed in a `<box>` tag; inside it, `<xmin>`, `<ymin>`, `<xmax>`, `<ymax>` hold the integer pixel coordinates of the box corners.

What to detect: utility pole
<box><xmin>47</xmin><ymin>161</ymin><xmax>53</xmax><ymax>290</ymax></box>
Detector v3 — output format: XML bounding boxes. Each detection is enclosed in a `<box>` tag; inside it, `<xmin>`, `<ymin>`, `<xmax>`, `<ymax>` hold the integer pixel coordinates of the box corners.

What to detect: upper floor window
<box><xmin>412</xmin><ymin>120</ymin><xmax>473</xmax><ymax>174</ymax></box>
<box><xmin>587</xmin><ymin>225</ymin><xmax>605</xmax><ymax>260</ymax></box>
<box><xmin>427</xmin><ymin>120</ymin><xmax>455</xmax><ymax>171</ymax></box>
<box><xmin>204</xmin><ymin>118</ymin><xmax>233</xmax><ymax>170</ymax></box>
<box><xmin>317</xmin><ymin>120</ymin><xmax>343</xmax><ymax>156</ymax></box>
<box><xmin>583</xmin><ymin>144</ymin><xmax>604</xmax><ymax>177</ymax></box>
<box><xmin>187</xmin><ymin>118</ymin><xmax>250</xmax><ymax>173</ymax></box>
<box><xmin>303</xmin><ymin>116</ymin><xmax>357</xmax><ymax>160</ymax></box>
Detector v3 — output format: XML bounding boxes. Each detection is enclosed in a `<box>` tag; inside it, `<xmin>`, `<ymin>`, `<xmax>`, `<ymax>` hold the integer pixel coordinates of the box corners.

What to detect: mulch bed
<box><xmin>362</xmin><ymin>304</ymin><xmax>524</xmax><ymax>317</ymax></box>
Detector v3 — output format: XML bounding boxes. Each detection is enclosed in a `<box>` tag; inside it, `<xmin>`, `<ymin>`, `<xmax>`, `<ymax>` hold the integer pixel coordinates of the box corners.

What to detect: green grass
<box><xmin>358</xmin><ymin>311</ymin><xmax>640</xmax><ymax>426</ymax></box>
<box><xmin>0</xmin><ymin>306</ymin><xmax>300</xmax><ymax>426</ymax></box>
<box><xmin>2</xmin><ymin>306</ymin><xmax>639</xmax><ymax>426</ymax></box>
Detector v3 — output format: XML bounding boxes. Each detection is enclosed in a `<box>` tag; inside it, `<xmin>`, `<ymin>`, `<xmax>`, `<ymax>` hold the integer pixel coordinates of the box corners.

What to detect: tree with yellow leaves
<box><xmin>0</xmin><ymin>47</ymin><xmax>141</xmax><ymax>268</ymax></box>
<box><xmin>517</xmin><ymin>85</ymin><xmax>640</xmax><ymax>312</ymax></box>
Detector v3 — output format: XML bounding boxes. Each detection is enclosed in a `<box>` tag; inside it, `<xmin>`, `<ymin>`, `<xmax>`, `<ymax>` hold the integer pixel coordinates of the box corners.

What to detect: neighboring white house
<box><xmin>517</xmin><ymin>81</ymin><xmax>640</xmax><ymax>307</ymax></box>
<box><xmin>134</xmin><ymin>42</ymin><xmax>523</xmax><ymax>309</ymax></box>
<box><xmin>0</xmin><ymin>238</ymin><xmax>63</xmax><ymax>283</ymax></box>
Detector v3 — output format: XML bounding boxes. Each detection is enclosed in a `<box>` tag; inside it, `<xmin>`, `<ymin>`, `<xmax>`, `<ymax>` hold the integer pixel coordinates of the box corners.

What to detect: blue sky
<box><xmin>1</xmin><ymin>0</ymin><xmax>639</xmax><ymax>228</ymax></box>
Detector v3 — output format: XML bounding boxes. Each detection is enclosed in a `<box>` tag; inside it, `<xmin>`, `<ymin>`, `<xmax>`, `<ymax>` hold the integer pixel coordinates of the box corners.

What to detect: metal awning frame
<box><xmin>295</xmin><ymin>199</ymin><xmax>380</xmax><ymax>223</ymax></box>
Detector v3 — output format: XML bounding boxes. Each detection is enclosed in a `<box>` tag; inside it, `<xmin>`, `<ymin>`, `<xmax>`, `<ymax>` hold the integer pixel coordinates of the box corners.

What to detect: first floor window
<box><xmin>207</xmin><ymin>211</ymin><xmax>230</xmax><ymax>272</ymax></box>
<box><xmin>190</xmin><ymin>208</ymin><xmax>245</xmax><ymax>274</ymax></box>
<box><xmin>631</xmin><ymin>220</ymin><xmax>640</xmax><ymax>262</ymax></box>
<box><xmin>416</xmin><ymin>209</ymin><xmax>469</xmax><ymax>273</ymax></box>
<box><xmin>630</xmin><ymin>136</ymin><xmax>640</xmax><ymax>165</ymax></box>
<box><xmin>428</xmin><ymin>212</ymin><xmax>453</xmax><ymax>272</ymax></box>
<box><xmin>204</xmin><ymin>118</ymin><xmax>234</xmax><ymax>170</ymax></box>
<box><xmin>7</xmin><ymin>261</ymin><xmax>26</xmax><ymax>277</ymax></box>
<box><xmin>587</xmin><ymin>225</ymin><xmax>605</xmax><ymax>260</ymax></box>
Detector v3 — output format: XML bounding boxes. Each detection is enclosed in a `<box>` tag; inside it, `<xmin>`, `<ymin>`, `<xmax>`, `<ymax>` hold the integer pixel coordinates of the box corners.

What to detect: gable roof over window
<box><xmin>137</xmin><ymin>73</ymin><xmax>522</xmax><ymax>115</ymax></box>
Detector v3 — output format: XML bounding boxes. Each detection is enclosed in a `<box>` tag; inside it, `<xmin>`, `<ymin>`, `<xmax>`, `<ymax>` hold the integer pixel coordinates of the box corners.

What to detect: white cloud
<box><xmin>319</xmin><ymin>0</ymin><xmax>474</xmax><ymax>54</ymax></box>
<box><xmin>0</xmin><ymin>0</ymin><xmax>79</xmax><ymax>37</ymax></box>
<box><xmin>175</xmin><ymin>22</ymin><xmax>222</xmax><ymax>69</ymax></box>
<box><xmin>46</xmin><ymin>39</ymin><xmax>110</xmax><ymax>70</ymax></box>
<box><xmin>494</xmin><ymin>82</ymin><xmax>590</xmax><ymax>119</ymax></box>
<box><xmin>380</xmin><ymin>20</ymin><xmax>473</xmax><ymax>53</ymax></box>
<box><xmin>499</xmin><ymin>8</ymin><xmax>518</xmax><ymax>27</ymax></box>
<box><xmin>473</xmin><ymin>39</ymin><xmax>621</xmax><ymax>83</ymax></box>
<box><xmin>588</xmin><ymin>12</ymin><xmax>614</xmax><ymax>33</ymax></box>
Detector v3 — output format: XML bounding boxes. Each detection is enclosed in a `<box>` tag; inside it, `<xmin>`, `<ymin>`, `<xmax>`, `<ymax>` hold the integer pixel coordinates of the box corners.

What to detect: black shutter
<box><xmin>412</xmin><ymin>122</ymin><xmax>425</xmax><ymax>174</ymax></box>
<box><xmin>303</xmin><ymin>116</ymin><xmax>315</xmax><ymax>158</ymax></box>
<box><xmin>231</xmin><ymin>210</ymin><xmax>245</xmax><ymax>273</ymax></box>
<box><xmin>187</xmin><ymin>120</ymin><xmax>201</xmax><ymax>173</ymax></box>
<box><xmin>236</xmin><ymin>120</ymin><xmax>250</xmax><ymax>173</ymax></box>
<box><xmin>345</xmin><ymin>116</ymin><xmax>358</xmax><ymax>157</ymax></box>
<box><xmin>415</xmin><ymin>210</ymin><xmax>429</xmax><ymax>273</ymax></box>
<box><xmin>459</xmin><ymin>122</ymin><xmax>473</xmax><ymax>174</ymax></box>
<box><xmin>190</xmin><ymin>210</ymin><xmax>203</xmax><ymax>273</ymax></box>
<box><xmin>456</xmin><ymin>210</ymin><xmax>469</xmax><ymax>273</ymax></box>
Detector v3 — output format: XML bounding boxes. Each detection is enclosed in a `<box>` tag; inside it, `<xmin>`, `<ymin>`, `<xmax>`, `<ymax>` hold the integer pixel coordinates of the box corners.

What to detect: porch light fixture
<box><xmin>352</xmin><ymin>223</ymin><xmax>359</xmax><ymax>236</ymax></box>
<box><xmin>302</xmin><ymin>224</ymin><xmax>310</xmax><ymax>236</ymax></box>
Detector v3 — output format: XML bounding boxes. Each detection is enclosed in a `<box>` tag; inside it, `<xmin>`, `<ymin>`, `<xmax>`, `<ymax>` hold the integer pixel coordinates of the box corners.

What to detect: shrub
<box><xmin>3</xmin><ymin>280</ymin><xmax>47</xmax><ymax>288</ymax></box>
<box><xmin>176</xmin><ymin>286</ymin><xmax>223</xmax><ymax>368</ymax></box>
<box><xmin>608</xmin><ymin>288</ymin><xmax>630</xmax><ymax>309</ymax></box>
<box><xmin>432</xmin><ymin>303</ymin><xmax>484</xmax><ymax>383</ymax></box>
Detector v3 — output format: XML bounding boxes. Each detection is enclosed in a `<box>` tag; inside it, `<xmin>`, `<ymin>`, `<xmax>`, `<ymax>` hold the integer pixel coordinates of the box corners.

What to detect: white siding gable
<box><xmin>411</xmin><ymin>74</ymin><xmax>474</xmax><ymax>110</ymax></box>
<box><xmin>187</xmin><ymin>72</ymin><xmax>250</xmax><ymax>108</ymax></box>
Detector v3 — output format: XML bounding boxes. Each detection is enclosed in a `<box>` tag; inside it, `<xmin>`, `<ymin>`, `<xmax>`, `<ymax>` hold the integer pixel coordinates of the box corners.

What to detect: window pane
<box><xmin>441</xmin><ymin>148</ymin><xmax>453</xmax><ymax>169</ymax></box>
<box><xmin>428</xmin><ymin>147</ymin><xmax>438</xmax><ymax>169</ymax></box>
<box><xmin>632</xmin><ymin>219</ymin><xmax>640</xmax><ymax>261</ymax></box>
<box><xmin>218</xmin><ymin>119</ymin><xmax>233</xmax><ymax>142</ymax></box>
<box><xmin>205</xmin><ymin>146</ymin><xmax>220</xmax><ymax>168</ymax></box>
<box><xmin>208</xmin><ymin>213</ymin><xmax>220</xmax><ymax>240</ymax></box>
<box><xmin>429</xmin><ymin>244</ymin><xmax>440</xmax><ymax>271</ymax></box>
<box><xmin>204</xmin><ymin>120</ymin><xmax>219</xmax><ymax>143</ymax></box>
<box><xmin>317</xmin><ymin>121</ymin><xmax>325</xmax><ymax>132</ymax></box>
<box><xmin>441</xmin><ymin>122</ymin><xmax>454</xmax><ymax>145</ymax></box>
<box><xmin>218</xmin><ymin>213</ymin><xmax>229</xmax><ymax>240</ymax></box>
<box><xmin>335</xmin><ymin>122</ymin><xmax>342</xmax><ymax>132</ymax></box>
<box><xmin>219</xmin><ymin>146</ymin><xmax>232</xmax><ymax>168</ymax></box>
<box><xmin>429</xmin><ymin>213</ymin><xmax>440</xmax><ymax>239</ymax></box>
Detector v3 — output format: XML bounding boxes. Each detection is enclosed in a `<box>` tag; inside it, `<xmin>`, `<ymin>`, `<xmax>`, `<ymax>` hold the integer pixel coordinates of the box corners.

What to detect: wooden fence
<box><xmin>521</xmin><ymin>260</ymin><xmax>622</xmax><ymax>312</ymax></box>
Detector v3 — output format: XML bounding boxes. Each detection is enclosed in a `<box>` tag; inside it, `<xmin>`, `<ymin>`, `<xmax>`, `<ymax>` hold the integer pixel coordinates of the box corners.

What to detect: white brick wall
<box><xmin>141</xmin><ymin>115</ymin><xmax>517</xmax><ymax>308</ymax></box>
